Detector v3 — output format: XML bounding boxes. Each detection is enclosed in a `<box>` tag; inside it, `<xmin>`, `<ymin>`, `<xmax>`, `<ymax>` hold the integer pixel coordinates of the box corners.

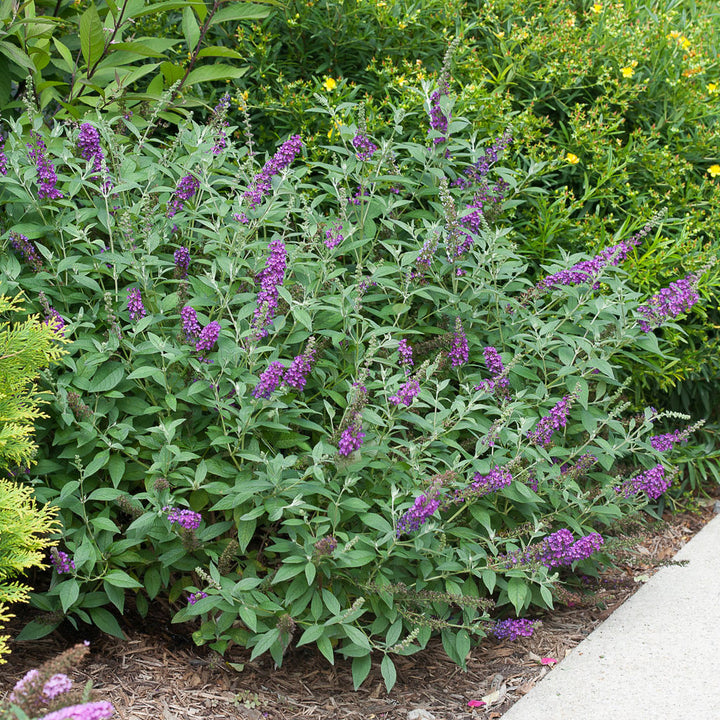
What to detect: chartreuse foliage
<box><xmin>0</xmin><ymin>80</ymin><xmax>709</xmax><ymax>690</ymax></box>
<box><xmin>0</xmin><ymin>294</ymin><xmax>64</xmax><ymax>664</ymax></box>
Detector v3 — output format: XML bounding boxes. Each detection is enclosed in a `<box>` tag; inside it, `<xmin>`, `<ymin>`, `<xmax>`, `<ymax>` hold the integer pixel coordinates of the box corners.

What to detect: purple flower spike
<box><xmin>167</xmin><ymin>174</ymin><xmax>200</xmax><ymax>217</ymax></box>
<box><xmin>37</xmin><ymin>702</ymin><xmax>115</xmax><ymax>720</ymax></box>
<box><xmin>77</xmin><ymin>123</ymin><xmax>105</xmax><ymax>174</ymax></box>
<box><xmin>253</xmin><ymin>361</ymin><xmax>286</xmax><ymax>399</ymax></box>
<box><xmin>449</xmin><ymin>318</ymin><xmax>468</xmax><ymax>368</ymax></box>
<box><xmin>396</xmin><ymin>489</ymin><xmax>442</xmax><ymax>536</ymax></box>
<box><xmin>428</xmin><ymin>84</ymin><xmax>450</xmax><ymax>143</ymax></box>
<box><xmin>9</xmin><ymin>232</ymin><xmax>43</xmax><ymax>272</ymax></box>
<box><xmin>166</xmin><ymin>506</ymin><xmax>202</xmax><ymax>530</ymax></box>
<box><xmin>324</xmin><ymin>222</ymin><xmax>344</xmax><ymax>249</ymax></box>
<box><xmin>527</xmin><ymin>396</ymin><xmax>571</xmax><ymax>447</ymax></box>
<box><xmin>180</xmin><ymin>306</ymin><xmax>201</xmax><ymax>340</ymax></box>
<box><xmin>650</xmin><ymin>430</ymin><xmax>687</xmax><ymax>452</ymax></box>
<box><xmin>174</xmin><ymin>246</ymin><xmax>190</xmax><ymax>278</ymax></box>
<box><xmin>338</xmin><ymin>422</ymin><xmax>365</xmax><ymax>457</ymax></box>
<box><xmin>50</xmin><ymin>548</ymin><xmax>75</xmax><ymax>574</ymax></box>
<box><xmin>637</xmin><ymin>274</ymin><xmax>700</xmax><ymax>332</ymax></box>
<box><xmin>398</xmin><ymin>339</ymin><xmax>414</xmax><ymax>372</ymax></box>
<box><xmin>42</xmin><ymin>673</ymin><xmax>73</xmax><ymax>700</ymax></box>
<box><xmin>195</xmin><ymin>321</ymin><xmax>220</xmax><ymax>358</ymax></box>
<box><xmin>352</xmin><ymin>132</ymin><xmax>378</xmax><ymax>161</ymax></box>
<box><xmin>0</xmin><ymin>134</ymin><xmax>8</xmax><ymax>175</ymax></box>
<box><xmin>244</xmin><ymin>134</ymin><xmax>303</xmax><ymax>208</ymax></box>
<box><xmin>492</xmin><ymin>618</ymin><xmax>537</xmax><ymax>640</ymax></box>
<box><xmin>252</xmin><ymin>237</ymin><xmax>287</xmax><ymax>338</ymax></box>
<box><xmin>188</xmin><ymin>591</ymin><xmax>208</xmax><ymax>605</ymax></box>
<box><xmin>283</xmin><ymin>338</ymin><xmax>317</xmax><ymax>391</ymax></box>
<box><xmin>389</xmin><ymin>378</ymin><xmax>421</xmax><ymax>407</ymax></box>
<box><xmin>27</xmin><ymin>131</ymin><xmax>63</xmax><ymax>200</ymax></box>
<box><xmin>127</xmin><ymin>287</ymin><xmax>146</xmax><ymax>321</ymax></box>
<box><xmin>618</xmin><ymin>464</ymin><xmax>670</xmax><ymax>499</ymax></box>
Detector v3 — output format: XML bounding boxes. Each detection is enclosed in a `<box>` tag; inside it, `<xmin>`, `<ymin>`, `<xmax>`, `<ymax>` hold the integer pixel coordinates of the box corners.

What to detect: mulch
<box><xmin>2</xmin><ymin>494</ymin><xmax>718</xmax><ymax>720</ymax></box>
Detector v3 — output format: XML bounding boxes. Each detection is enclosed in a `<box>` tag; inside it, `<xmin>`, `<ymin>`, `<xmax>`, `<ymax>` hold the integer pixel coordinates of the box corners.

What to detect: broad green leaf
<box><xmin>79</xmin><ymin>3</ymin><xmax>106</xmax><ymax>69</ymax></box>
<box><xmin>197</xmin><ymin>46</ymin><xmax>244</xmax><ymax>59</ymax></box>
<box><xmin>352</xmin><ymin>654</ymin><xmax>372</xmax><ymax>690</ymax></box>
<box><xmin>89</xmin><ymin>607</ymin><xmax>125</xmax><ymax>639</ymax></box>
<box><xmin>380</xmin><ymin>654</ymin><xmax>397</xmax><ymax>692</ymax></box>
<box><xmin>209</xmin><ymin>3</ymin><xmax>274</xmax><ymax>26</ymax></box>
<box><xmin>250</xmin><ymin>628</ymin><xmax>279</xmax><ymax>660</ymax></box>
<box><xmin>296</xmin><ymin>624</ymin><xmax>324</xmax><ymax>647</ymax></box>
<box><xmin>507</xmin><ymin>577</ymin><xmax>531</xmax><ymax>614</ymax></box>
<box><xmin>184</xmin><ymin>64</ymin><xmax>247</xmax><ymax>87</ymax></box>
<box><xmin>182</xmin><ymin>6</ymin><xmax>200</xmax><ymax>51</ymax></box>
<box><xmin>104</xmin><ymin>569</ymin><xmax>142</xmax><ymax>588</ymax></box>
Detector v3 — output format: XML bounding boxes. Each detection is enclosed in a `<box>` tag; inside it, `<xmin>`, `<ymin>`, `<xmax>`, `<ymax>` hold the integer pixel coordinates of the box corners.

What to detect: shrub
<box><xmin>0</xmin><ymin>81</ymin><xmax>708</xmax><ymax>689</ymax></box>
<box><xmin>0</xmin><ymin>294</ymin><xmax>65</xmax><ymax>664</ymax></box>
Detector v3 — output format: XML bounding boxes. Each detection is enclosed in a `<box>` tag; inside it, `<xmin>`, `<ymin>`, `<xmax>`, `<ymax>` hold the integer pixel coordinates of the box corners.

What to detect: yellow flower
<box><xmin>323</xmin><ymin>77</ymin><xmax>338</xmax><ymax>92</ymax></box>
<box><xmin>667</xmin><ymin>30</ymin><xmax>682</xmax><ymax>40</ymax></box>
<box><xmin>708</xmin><ymin>164</ymin><xmax>720</xmax><ymax>177</ymax></box>
<box><xmin>494</xmin><ymin>31</ymin><xmax>505</xmax><ymax>39</ymax></box>
<box><xmin>566</xmin><ymin>152</ymin><xmax>580</xmax><ymax>165</ymax></box>
<box><xmin>680</xmin><ymin>36</ymin><xmax>691</xmax><ymax>50</ymax></box>
<box><xmin>621</xmin><ymin>66</ymin><xmax>634</xmax><ymax>78</ymax></box>
<box><xmin>591</xmin><ymin>3</ymin><xmax>602</xmax><ymax>12</ymax></box>
<box><xmin>707</xmin><ymin>82</ymin><xmax>718</xmax><ymax>94</ymax></box>
<box><xmin>396</xmin><ymin>74</ymin><xmax>407</xmax><ymax>86</ymax></box>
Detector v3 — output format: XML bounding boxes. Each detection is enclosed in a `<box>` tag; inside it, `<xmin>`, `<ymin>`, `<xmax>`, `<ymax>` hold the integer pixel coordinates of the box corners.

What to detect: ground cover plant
<box><xmin>0</xmin><ymin>61</ymin><xmax>711</xmax><ymax>690</ymax></box>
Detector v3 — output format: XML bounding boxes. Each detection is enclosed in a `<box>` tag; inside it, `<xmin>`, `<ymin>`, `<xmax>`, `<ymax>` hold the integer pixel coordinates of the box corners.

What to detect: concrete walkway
<box><xmin>501</xmin><ymin>513</ymin><xmax>720</xmax><ymax>720</ymax></box>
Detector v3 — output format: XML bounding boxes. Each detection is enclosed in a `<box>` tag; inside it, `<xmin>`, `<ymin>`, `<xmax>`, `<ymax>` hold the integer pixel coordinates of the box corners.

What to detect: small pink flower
<box><xmin>541</xmin><ymin>657</ymin><xmax>557</xmax><ymax>665</ymax></box>
<box><xmin>468</xmin><ymin>699</ymin><xmax>486</xmax><ymax>707</ymax></box>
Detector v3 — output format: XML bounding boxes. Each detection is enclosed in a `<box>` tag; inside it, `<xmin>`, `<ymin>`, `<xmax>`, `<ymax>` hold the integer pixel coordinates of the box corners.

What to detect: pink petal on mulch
<box><xmin>540</xmin><ymin>657</ymin><xmax>557</xmax><ymax>665</ymax></box>
<box><xmin>468</xmin><ymin>699</ymin><xmax>486</xmax><ymax>707</ymax></box>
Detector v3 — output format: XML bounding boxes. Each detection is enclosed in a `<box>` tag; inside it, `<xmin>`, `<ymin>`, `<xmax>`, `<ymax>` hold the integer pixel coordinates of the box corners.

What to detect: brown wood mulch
<box><xmin>2</xmin><ymin>494</ymin><xmax>718</xmax><ymax>720</ymax></box>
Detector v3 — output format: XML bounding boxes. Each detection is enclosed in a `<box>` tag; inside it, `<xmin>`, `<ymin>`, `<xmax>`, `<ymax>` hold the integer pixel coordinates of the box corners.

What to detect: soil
<box><xmin>2</xmin><ymin>493</ymin><xmax>718</xmax><ymax>720</ymax></box>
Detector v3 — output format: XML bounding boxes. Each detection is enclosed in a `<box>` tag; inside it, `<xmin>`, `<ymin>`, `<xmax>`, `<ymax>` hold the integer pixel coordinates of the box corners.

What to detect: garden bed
<box><xmin>2</xmin><ymin>494</ymin><xmax>716</xmax><ymax>720</ymax></box>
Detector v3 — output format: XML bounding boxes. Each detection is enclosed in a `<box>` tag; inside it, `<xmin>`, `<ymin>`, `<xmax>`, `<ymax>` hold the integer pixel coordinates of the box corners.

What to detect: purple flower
<box><xmin>492</xmin><ymin>618</ymin><xmax>537</xmax><ymax>640</ymax></box>
<box><xmin>314</xmin><ymin>535</ymin><xmax>337</xmax><ymax>556</ymax></box>
<box><xmin>253</xmin><ymin>360</ymin><xmax>286</xmax><ymax>399</ymax></box>
<box><xmin>45</xmin><ymin>307</ymin><xmax>65</xmax><ymax>335</ymax></box>
<box><xmin>167</xmin><ymin>174</ymin><xmax>200</xmax><ymax>217</ymax></box>
<box><xmin>181</xmin><ymin>306</ymin><xmax>201</xmax><ymax>340</ymax></box>
<box><xmin>397</xmin><ymin>339</ymin><xmax>414</xmax><ymax>372</ymax></box>
<box><xmin>166</xmin><ymin>506</ymin><xmax>202</xmax><ymax>530</ymax></box>
<box><xmin>188</xmin><ymin>591</ymin><xmax>208</xmax><ymax>605</ymax></box>
<box><xmin>174</xmin><ymin>246</ymin><xmax>190</xmax><ymax>278</ymax></box>
<box><xmin>396</xmin><ymin>489</ymin><xmax>442</xmax><ymax>536</ymax></box>
<box><xmin>50</xmin><ymin>548</ymin><xmax>75</xmax><ymax>574</ymax></box>
<box><xmin>389</xmin><ymin>378</ymin><xmax>421</xmax><ymax>407</ymax></box>
<box><xmin>637</xmin><ymin>274</ymin><xmax>700</xmax><ymax>332</ymax></box>
<box><xmin>252</xmin><ymin>238</ymin><xmax>287</xmax><ymax>338</ymax></box>
<box><xmin>234</xmin><ymin>212</ymin><xmax>250</xmax><ymax>224</ymax></box>
<box><xmin>352</xmin><ymin>132</ymin><xmax>378</xmax><ymax>161</ymax></box>
<box><xmin>9</xmin><ymin>232</ymin><xmax>43</xmax><ymax>271</ymax></box>
<box><xmin>283</xmin><ymin>338</ymin><xmax>317</xmax><ymax>391</ymax></box>
<box><xmin>9</xmin><ymin>669</ymin><xmax>41</xmax><ymax>704</ymax></box>
<box><xmin>532</xmin><ymin>529</ymin><xmax>604</xmax><ymax>568</ymax></box>
<box><xmin>324</xmin><ymin>222</ymin><xmax>344</xmax><ymax>249</ymax></box>
<box><xmin>650</xmin><ymin>430</ymin><xmax>687</xmax><ymax>452</ymax></box>
<box><xmin>560</xmin><ymin>453</ymin><xmax>598</xmax><ymax>479</ymax></box>
<box><xmin>244</xmin><ymin>134</ymin><xmax>303</xmax><ymax>208</ymax></box>
<box><xmin>127</xmin><ymin>288</ymin><xmax>146</xmax><ymax>321</ymax></box>
<box><xmin>35</xmin><ymin>701</ymin><xmax>115</xmax><ymax>720</ymax></box>
<box><xmin>42</xmin><ymin>674</ymin><xmax>73</xmax><ymax>700</ymax></box>
<box><xmin>428</xmin><ymin>85</ymin><xmax>450</xmax><ymax>143</ymax></box>
<box><xmin>77</xmin><ymin>123</ymin><xmax>105</xmax><ymax>173</ymax></box>
<box><xmin>618</xmin><ymin>464</ymin><xmax>670</xmax><ymax>499</ymax></box>
<box><xmin>449</xmin><ymin>318</ymin><xmax>468</xmax><ymax>367</ymax></box>
<box><xmin>27</xmin><ymin>131</ymin><xmax>63</xmax><ymax>200</ymax></box>
<box><xmin>195</xmin><ymin>321</ymin><xmax>220</xmax><ymax>357</ymax></box>
<box><xmin>0</xmin><ymin>134</ymin><xmax>7</xmax><ymax>175</ymax></box>
<box><xmin>338</xmin><ymin>422</ymin><xmax>365</xmax><ymax>457</ymax></box>
<box><xmin>527</xmin><ymin>396</ymin><xmax>571</xmax><ymax>447</ymax></box>
<box><xmin>475</xmin><ymin>346</ymin><xmax>510</xmax><ymax>392</ymax></box>
<box><xmin>453</xmin><ymin>133</ymin><xmax>513</xmax><ymax>190</ymax></box>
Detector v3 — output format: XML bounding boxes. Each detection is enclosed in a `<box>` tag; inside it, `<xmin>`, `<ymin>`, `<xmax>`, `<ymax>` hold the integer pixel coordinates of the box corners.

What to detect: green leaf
<box><xmin>209</xmin><ymin>3</ymin><xmax>274</xmax><ymax>26</ymax></box>
<box><xmin>507</xmin><ymin>577</ymin><xmax>531</xmax><ymax>614</ymax></box>
<box><xmin>104</xmin><ymin>569</ymin><xmax>142</xmax><ymax>588</ymax></box>
<box><xmin>79</xmin><ymin>3</ymin><xmax>106</xmax><ymax>69</ymax></box>
<box><xmin>197</xmin><ymin>46</ymin><xmax>244</xmax><ymax>59</ymax></box>
<box><xmin>16</xmin><ymin>620</ymin><xmax>59</xmax><ymax>641</ymax></box>
<box><xmin>316</xmin><ymin>635</ymin><xmax>334</xmax><ymax>664</ymax></box>
<box><xmin>237</xmin><ymin>517</ymin><xmax>256</xmax><ymax>552</ymax></box>
<box><xmin>89</xmin><ymin>607</ymin><xmax>125</xmax><ymax>639</ymax></box>
<box><xmin>85</xmin><ymin>449</ymin><xmax>109</xmax><ymax>477</ymax></box>
<box><xmin>380</xmin><ymin>654</ymin><xmax>397</xmax><ymax>692</ymax></box>
<box><xmin>94</xmin><ymin>366</ymin><xmax>125</xmax><ymax>392</ymax></box>
<box><xmin>0</xmin><ymin>39</ymin><xmax>35</xmax><ymax>71</ymax></box>
<box><xmin>352</xmin><ymin>654</ymin><xmax>372</xmax><ymax>690</ymax></box>
<box><xmin>455</xmin><ymin>629</ymin><xmax>471</xmax><ymax>668</ymax></box>
<box><xmin>250</xmin><ymin>628</ymin><xmax>280</xmax><ymax>660</ymax></box>
<box><xmin>87</xmin><ymin>487</ymin><xmax>123</xmax><ymax>501</ymax></box>
<box><xmin>182</xmin><ymin>6</ymin><xmax>200</xmax><ymax>51</ymax></box>
<box><xmin>108</xmin><ymin>455</ymin><xmax>125</xmax><ymax>486</ymax></box>
<box><xmin>184</xmin><ymin>64</ymin><xmax>247</xmax><ymax>87</ymax></box>
<box><xmin>58</xmin><ymin>580</ymin><xmax>79</xmax><ymax>613</ymax></box>
<box><xmin>296</xmin><ymin>624</ymin><xmax>324</xmax><ymax>647</ymax></box>
<box><xmin>343</xmin><ymin>624</ymin><xmax>371</xmax><ymax>650</ymax></box>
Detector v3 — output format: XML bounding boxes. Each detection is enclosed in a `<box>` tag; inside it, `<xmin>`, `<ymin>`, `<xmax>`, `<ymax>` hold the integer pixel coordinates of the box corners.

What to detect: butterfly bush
<box><xmin>0</xmin><ymin>88</ymin><xmax>708</xmax><ymax>689</ymax></box>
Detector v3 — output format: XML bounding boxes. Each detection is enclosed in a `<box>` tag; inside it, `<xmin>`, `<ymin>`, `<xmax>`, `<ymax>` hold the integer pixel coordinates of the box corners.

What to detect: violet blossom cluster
<box><xmin>174</xmin><ymin>246</ymin><xmax>190</xmax><ymax>278</ymax></box>
<box><xmin>283</xmin><ymin>338</ymin><xmax>318</xmax><ymax>391</ymax></box>
<box><xmin>457</xmin><ymin>465</ymin><xmax>513</xmax><ymax>502</ymax></box>
<box><xmin>650</xmin><ymin>429</ymin><xmax>688</xmax><ymax>452</ymax></box>
<box><xmin>500</xmin><ymin>529</ymin><xmax>604</xmax><ymax>569</ymax></box>
<box><xmin>453</xmin><ymin>133</ymin><xmax>513</xmax><ymax>190</ymax></box>
<box><xmin>27</xmin><ymin>131</ymin><xmax>63</xmax><ymax>200</ymax></box>
<box><xmin>389</xmin><ymin>378</ymin><xmax>421</xmax><ymax>407</ymax></box>
<box><xmin>244</xmin><ymin>134</ymin><xmax>303</xmax><ymax>208</ymax></box>
<box><xmin>42</xmin><ymin>674</ymin><xmax>74</xmax><ymax>700</ymax></box>
<box><xmin>397</xmin><ymin>339</ymin><xmax>414</xmax><ymax>372</ymax></box>
<box><xmin>527</xmin><ymin>395</ymin><xmax>572</xmax><ymax>447</ymax></box>
<box><xmin>428</xmin><ymin>82</ymin><xmax>450</xmax><ymax>143</ymax></box>
<box><xmin>560</xmin><ymin>453</ymin><xmax>598</xmax><ymax>480</ymax></box>
<box><xmin>36</xmin><ymin>702</ymin><xmax>115</xmax><ymax>720</ymax></box>
<box><xmin>492</xmin><ymin>618</ymin><xmax>537</xmax><ymax>641</ymax></box>
<box><xmin>324</xmin><ymin>222</ymin><xmax>344</xmax><ymax>249</ymax></box>
<box><xmin>538</xmin><ymin>239</ymin><xmax>640</xmax><ymax>292</ymax></box>
<box><xmin>253</xmin><ymin>361</ymin><xmax>286</xmax><ymax>399</ymax></box>
<box><xmin>165</xmin><ymin>506</ymin><xmax>202</xmax><ymax>530</ymax></box>
<box><xmin>180</xmin><ymin>305</ymin><xmax>201</xmax><ymax>341</ymax></box>
<box><xmin>252</xmin><ymin>237</ymin><xmax>287</xmax><ymax>338</ymax></box>
<box><xmin>77</xmin><ymin>123</ymin><xmax>105</xmax><ymax>172</ymax></box>
<box><xmin>313</xmin><ymin>535</ymin><xmax>338</xmax><ymax>556</ymax></box>
<box><xmin>127</xmin><ymin>287</ymin><xmax>146</xmax><ymax>321</ymax></box>
<box><xmin>0</xmin><ymin>134</ymin><xmax>7</xmax><ymax>175</ymax></box>
<box><xmin>167</xmin><ymin>174</ymin><xmax>200</xmax><ymax>218</ymax></box>
<box><xmin>187</xmin><ymin>591</ymin><xmax>208</xmax><ymax>605</ymax></box>
<box><xmin>449</xmin><ymin>318</ymin><xmax>468</xmax><ymax>367</ymax></box>
<box><xmin>10</xmin><ymin>232</ymin><xmax>43</xmax><ymax>271</ymax></box>
<box><xmin>195</xmin><ymin>321</ymin><xmax>220</xmax><ymax>359</ymax></box>
<box><xmin>617</xmin><ymin>464</ymin><xmax>670</xmax><ymax>499</ymax></box>
<box><xmin>352</xmin><ymin>132</ymin><xmax>378</xmax><ymax>161</ymax></box>
<box><xmin>338</xmin><ymin>422</ymin><xmax>365</xmax><ymax>457</ymax></box>
<box><xmin>50</xmin><ymin>548</ymin><xmax>75</xmax><ymax>574</ymax></box>
<box><xmin>637</xmin><ymin>274</ymin><xmax>700</xmax><ymax>332</ymax></box>
<box><xmin>396</xmin><ymin>489</ymin><xmax>442</xmax><ymax>536</ymax></box>
<box><xmin>475</xmin><ymin>346</ymin><xmax>510</xmax><ymax>393</ymax></box>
